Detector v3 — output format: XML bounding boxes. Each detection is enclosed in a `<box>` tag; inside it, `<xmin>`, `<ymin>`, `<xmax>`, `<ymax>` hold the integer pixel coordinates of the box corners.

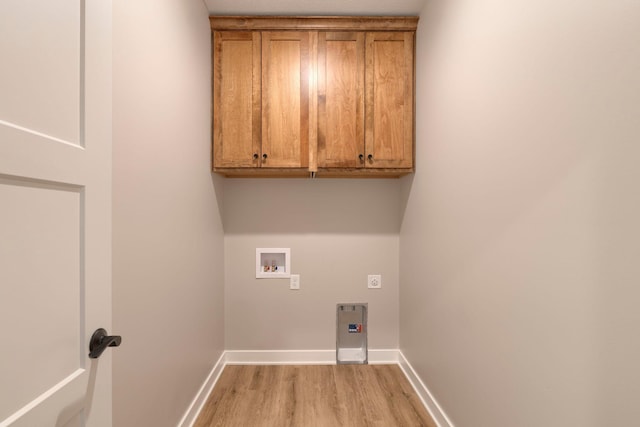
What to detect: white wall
<box><xmin>401</xmin><ymin>1</ymin><xmax>640</xmax><ymax>426</ymax></box>
<box><xmin>112</xmin><ymin>1</ymin><xmax>225</xmax><ymax>426</ymax></box>
<box><xmin>224</xmin><ymin>179</ymin><xmax>401</xmax><ymax>351</ymax></box>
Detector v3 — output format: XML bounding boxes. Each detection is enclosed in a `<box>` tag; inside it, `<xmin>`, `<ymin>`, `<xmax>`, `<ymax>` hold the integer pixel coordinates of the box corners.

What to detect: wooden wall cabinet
<box><xmin>212</xmin><ymin>31</ymin><xmax>309</xmax><ymax>172</ymax></box>
<box><xmin>212</xmin><ymin>31</ymin><xmax>261</xmax><ymax>168</ymax></box>
<box><xmin>317</xmin><ymin>32</ymin><xmax>365</xmax><ymax>169</ymax></box>
<box><xmin>262</xmin><ymin>32</ymin><xmax>310</xmax><ymax>169</ymax></box>
<box><xmin>211</xmin><ymin>16</ymin><xmax>418</xmax><ymax>177</ymax></box>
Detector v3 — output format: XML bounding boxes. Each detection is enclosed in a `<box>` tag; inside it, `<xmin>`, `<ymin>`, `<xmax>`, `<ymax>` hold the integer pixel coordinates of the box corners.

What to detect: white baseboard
<box><xmin>177</xmin><ymin>349</ymin><xmax>452</xmax><ymax>427</ymax></box>
<box><xmin>224</xmin><ymin>349</ymin><xmax>400</xmax><ymax>365</ymax></box>
<box><xmin>177</xmin><ymin>352</ymin><xmax>226</xmax><ymax>427</ymax></box>
<box><xmin>398</xmin><ymin>351</ymin><xmax>454</xmax><ymax>427</ymax></box>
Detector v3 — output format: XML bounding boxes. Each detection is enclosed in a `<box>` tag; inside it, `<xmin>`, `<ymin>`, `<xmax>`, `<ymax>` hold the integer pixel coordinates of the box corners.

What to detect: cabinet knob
<box><xmin>262</xmin><ymin>153</ymin><xmax>268</xmax><ymax>161</ymax></box>
<box><xmin>367</xmin><ymin>154</ymin><xmax>373</xmax><ymax>161</ymax></box>
<box><xmin>359</xmin><ymin>154</ymin><xmax>364</xmax><ymax>162</ymax></box>
<box><xmin>253</xmin><ymin>153</ymin><xmax>259</xmax><ymax>160</ymax></box>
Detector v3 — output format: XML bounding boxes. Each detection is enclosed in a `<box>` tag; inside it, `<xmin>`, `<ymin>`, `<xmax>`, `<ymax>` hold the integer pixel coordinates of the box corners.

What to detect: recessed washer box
<box><xmin>336</xmin><ymin>303</ymin><xmax>368</xmax><ymax>365</ymax></box>
<box><xmin>256</xmin><ymin>248</ymin><xmax>291</xmax><ymax>279</ymax></box>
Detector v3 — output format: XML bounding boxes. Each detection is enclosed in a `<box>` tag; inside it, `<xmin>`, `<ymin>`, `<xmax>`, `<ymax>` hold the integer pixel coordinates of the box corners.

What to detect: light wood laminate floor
<box><xmin>194</xmin><ymin>364</ymin><xmax>437</xmax><ymax>427</ymax></box>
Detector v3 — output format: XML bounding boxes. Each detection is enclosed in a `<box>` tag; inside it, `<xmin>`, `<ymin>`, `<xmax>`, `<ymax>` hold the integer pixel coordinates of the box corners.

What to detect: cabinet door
<box><xmin>213</xmin><ymin>31</ymin><xmax>261</xmax><ymax>168</ymax></box>
<box><xmin>365</xmin><ymin>32</ymin><xmax>414</xmax><ymax>169</ymax></box>
<box><xmin>317</xmin><ymin>32</ymin><xmax>365</xmax><ymax>168</ymax></box>
<box><xmin>262</xmin><ymin>32</ymin><xmax>310</xmax><ymax>168</ymax></box>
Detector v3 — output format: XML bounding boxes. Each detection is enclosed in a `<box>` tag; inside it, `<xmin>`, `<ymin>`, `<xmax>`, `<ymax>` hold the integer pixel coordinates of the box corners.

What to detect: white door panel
<box><xmin>0</xmin><ymin>0</ymin><xmax>113</xmax><ymax>426</ymax></box>
<box><xmin>0</xmin><ymin>0</ymin><xmax>81</xmax><ymax>145</ymax></box>
<box><xmin>0</xmin><ymin>180</ymin><xmax>81</xmax><ymax>421</ymax></box>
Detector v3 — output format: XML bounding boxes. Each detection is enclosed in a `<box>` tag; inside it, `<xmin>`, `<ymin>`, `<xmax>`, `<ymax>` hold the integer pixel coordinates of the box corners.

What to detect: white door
<box><xmin>0</xmin><ymin>0</ymin><xmax>113</xmax><ymax>426</ymax></box>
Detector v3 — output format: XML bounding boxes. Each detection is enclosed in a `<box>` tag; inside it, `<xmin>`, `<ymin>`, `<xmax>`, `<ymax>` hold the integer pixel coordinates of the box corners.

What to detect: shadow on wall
<box><xmin>211</xmin><ymin>172</ymin><xmax>225</xmax><ymax>224</ymax></box>
<box><xmin>399</xmin><ymin>173</ymin><xmax>415</xmax><ymax>228</ymax></box>
<box><xmin>221</xmin><ymin>178</ymin><xmax>403</xmax><ymax>234</ymax></box>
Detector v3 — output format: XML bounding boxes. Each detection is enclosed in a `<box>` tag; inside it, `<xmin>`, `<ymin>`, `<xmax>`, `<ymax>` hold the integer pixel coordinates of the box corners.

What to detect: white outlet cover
<box><xmin>290</xmin><ymin>274</ymin><xmax>300</xmax><ymax>290</ymax></box>
<box><xmin>368</xmin><ymin>274</ymin><xmax>382</xmax><ymax>289</ymax></box>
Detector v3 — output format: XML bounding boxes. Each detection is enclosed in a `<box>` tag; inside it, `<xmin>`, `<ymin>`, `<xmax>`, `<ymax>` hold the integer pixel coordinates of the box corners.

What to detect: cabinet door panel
<box><xmin>213</xmin><ymin>31</ymin><xmax>261</xmax><ymax>168</ymax></box>
<box><xmin>318</xmin><ymin>32</ymin><xmax>365</xmax><ymax>168</ymax></box>
<box><xmin>365</xmin><ymin>32</ymin><xmax>414</xmax><ymax>169</ymax></box>
<box><xmin>262</xmin><ymin>32</ymin><xmax>309</xmax><ymax>168</ymax></box>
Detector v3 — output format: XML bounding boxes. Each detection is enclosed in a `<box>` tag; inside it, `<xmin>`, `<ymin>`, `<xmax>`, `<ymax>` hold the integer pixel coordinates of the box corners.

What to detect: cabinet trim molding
<box><xmin>210</xmin><ymin>16</ymin><xmax>419</xmax><ymax>32</ymax></box>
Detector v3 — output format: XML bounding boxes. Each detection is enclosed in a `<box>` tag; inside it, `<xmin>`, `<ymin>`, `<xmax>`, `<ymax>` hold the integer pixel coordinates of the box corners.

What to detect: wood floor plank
<box><xmin>194</xmin><ymin>364</ymin><xmax>436</xmax><ymax>427</ymax></box>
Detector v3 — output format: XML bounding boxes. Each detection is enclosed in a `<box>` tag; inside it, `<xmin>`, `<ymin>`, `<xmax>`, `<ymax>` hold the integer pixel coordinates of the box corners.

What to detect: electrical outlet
<box><xmin>368</xmin><ymin>274</ymin><xmax>382</xmax><ymax>289</ymax></box>
<box><xmin>290</xmin><ymin>274</ymin><xmax>300</xmax><ymax>290</ymax></box>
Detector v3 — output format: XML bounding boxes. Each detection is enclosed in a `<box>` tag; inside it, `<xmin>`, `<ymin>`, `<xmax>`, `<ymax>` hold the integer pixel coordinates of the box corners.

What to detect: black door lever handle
<box><xmin>89</xmin><ymin>328</ymin><xmax>122</xmax><ymax>359</ymax></box>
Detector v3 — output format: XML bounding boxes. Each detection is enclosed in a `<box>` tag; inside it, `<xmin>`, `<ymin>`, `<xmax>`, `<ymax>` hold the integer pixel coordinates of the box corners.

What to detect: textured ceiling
<box><xmin>204</xmin><ymin>0</ymin><xmax>426</xmax><ymax>16</ymax></box>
